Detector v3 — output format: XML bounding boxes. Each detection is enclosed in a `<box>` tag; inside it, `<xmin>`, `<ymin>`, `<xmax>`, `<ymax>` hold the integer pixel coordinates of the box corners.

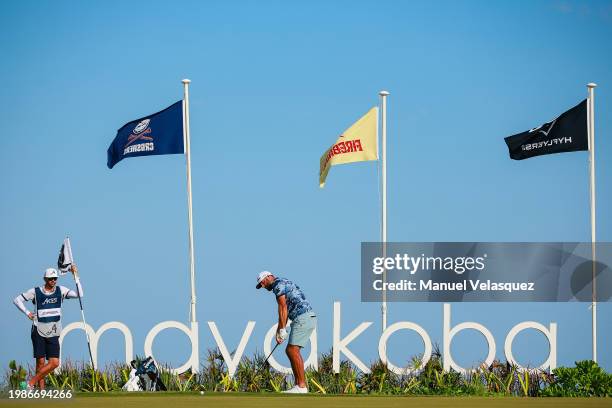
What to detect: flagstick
<box><xmin>183</xmin><ymin>79</ymin><xmax>197</xmax><ymax>323</ymax></box>
<box><xmin>379</xmin><ymin>90</ymin><xmax>389</xmax><ymax>332</ymax></box>
<box><xmin>65</xmin><ymin>238</ymin><xmax>96</xmax><ymax>370</ymax></box>
<box><xmin>587</xmin><ymin>82</ymin><xmax>597</xmax><ymax>362</ymax></box>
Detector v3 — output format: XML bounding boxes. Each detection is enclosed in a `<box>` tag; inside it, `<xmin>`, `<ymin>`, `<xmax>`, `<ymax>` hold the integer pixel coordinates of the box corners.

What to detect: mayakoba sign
<box><xmin>58</xmin><ymin>302</ymin><xmax>556</xmax><ymax>377</ymax></box>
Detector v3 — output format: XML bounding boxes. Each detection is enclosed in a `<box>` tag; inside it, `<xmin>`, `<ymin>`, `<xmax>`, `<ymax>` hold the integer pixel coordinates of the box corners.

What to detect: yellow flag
<box><xmin>319</xmin><ymin>107</ymin><xmax>378</xmax><ymax>187</ymax></box>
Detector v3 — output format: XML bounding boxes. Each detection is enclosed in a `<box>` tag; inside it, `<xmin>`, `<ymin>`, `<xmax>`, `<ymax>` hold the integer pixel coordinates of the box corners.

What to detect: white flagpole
<box><xmin>587</xmin><ymin>82</ymin><xmax>597</xmax><ymax>362</ymax></box>
<box><xmin>182</xmin><ymin>79</ymin><xmax>197</xmax><ymax>323</ymax></box>
<box><xmin>379</xmin><ymin>90</ymin><xmax>389</xmax><ymax>332</ymax></box>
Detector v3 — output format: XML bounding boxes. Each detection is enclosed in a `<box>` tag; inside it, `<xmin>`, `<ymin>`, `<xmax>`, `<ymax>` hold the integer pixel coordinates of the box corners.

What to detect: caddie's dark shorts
<box><xmin>31</xmin><ymin>326</ymin><xmax>60</xmax><ymax>359</ymax></box>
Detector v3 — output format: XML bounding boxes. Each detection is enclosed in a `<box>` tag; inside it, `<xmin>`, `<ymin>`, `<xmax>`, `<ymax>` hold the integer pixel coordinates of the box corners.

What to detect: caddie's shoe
<box><xmin>282</xmin><ymin>385</ymin><xmax>308</xmax><ymax>394</ymax></box>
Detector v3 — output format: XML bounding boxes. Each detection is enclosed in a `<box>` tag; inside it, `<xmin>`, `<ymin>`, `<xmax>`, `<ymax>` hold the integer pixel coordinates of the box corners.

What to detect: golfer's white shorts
<box><xmin>288</xmin><ymin>312</ymin><xmax>317</xmax><ymax>347</ymax></box>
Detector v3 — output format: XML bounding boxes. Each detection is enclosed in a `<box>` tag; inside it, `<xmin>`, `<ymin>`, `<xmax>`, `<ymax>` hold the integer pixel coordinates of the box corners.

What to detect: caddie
<box><xmin>12</xmin><ymin>265</ymin><xmax>82</xmax><ymax>389</ymax></box>
<box><xmin>256</xmin><ymin>271</ymin><xmax>316</xmax><ymax>393</ymax></box>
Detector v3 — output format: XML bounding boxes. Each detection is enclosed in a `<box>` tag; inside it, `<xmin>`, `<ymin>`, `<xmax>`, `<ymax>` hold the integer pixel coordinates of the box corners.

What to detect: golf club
<box><xmin>264</xmin><ymin>342</ymin><xmax>280</xmax><ymax>365</ymax></box>
<box><xmin>259</xmin><ymin>321</ymin><xmax>288</xmax><ymax>373</ymax></box>
<box><xmin>258</xmin><ymin>342</ymin><xmax>281</xmax><ymax>374</ymax></box>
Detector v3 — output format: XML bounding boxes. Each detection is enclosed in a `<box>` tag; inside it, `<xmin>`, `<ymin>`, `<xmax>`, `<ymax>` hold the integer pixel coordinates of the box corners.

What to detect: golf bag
<box><xmin>122</xmin><ymin>357</ymin><xmax>167</xmax><ymax>392</ymax></box>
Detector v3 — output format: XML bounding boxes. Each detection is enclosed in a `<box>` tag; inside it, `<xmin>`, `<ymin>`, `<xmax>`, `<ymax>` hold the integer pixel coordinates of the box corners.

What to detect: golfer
<box><xmin>256</xmin><ymin>271</ymin><xmax>316</xmax><ymax>394</ymax></box>
<box><xmin>13</xmin><ymin>265</ymin><xmax>82</xmax><ymax>389</ymax></box>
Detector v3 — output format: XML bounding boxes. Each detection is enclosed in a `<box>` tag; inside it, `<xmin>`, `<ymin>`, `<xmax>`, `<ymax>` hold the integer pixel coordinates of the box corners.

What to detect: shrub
<box><xmin>541</xmin><ymin>360</ymin><xmax>612</xmax><ymax>397</ymax></box>
<box><xmin>7</xmin><ymin>360</ymin><xmax>26</xmax><ymax>389</ymax></box>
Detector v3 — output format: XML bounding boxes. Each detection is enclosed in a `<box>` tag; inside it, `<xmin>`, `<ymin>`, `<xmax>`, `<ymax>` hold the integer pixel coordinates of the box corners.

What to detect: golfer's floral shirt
<box><xmin>271</xmin><ymin>278</ymin><xmax>313</xmax><ymax>320</ymax></box>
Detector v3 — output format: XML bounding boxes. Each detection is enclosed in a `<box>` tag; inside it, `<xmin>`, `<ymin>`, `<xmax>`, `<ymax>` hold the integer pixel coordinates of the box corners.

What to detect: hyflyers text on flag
<box><xmin>319</xmin><ymin>107</ymin><xmax>378</xmax><ymax>187</ymax></box>
<box><xmin>504</xmin><ymin>99</ymin><xmax>588</xmax><ymax>160</ymax></box>
<box><xmin>107</xmin><ymin>100</ymin><xmax>184</xmax><ymax>169</ymax></box>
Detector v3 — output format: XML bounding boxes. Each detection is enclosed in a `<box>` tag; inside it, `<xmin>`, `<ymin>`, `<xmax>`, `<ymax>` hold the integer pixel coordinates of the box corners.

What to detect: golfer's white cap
<box><xmin>44</xmin><ymin>268</ymin><xmax>59</xmax><ymax>279</ymax></box>
<box><xmin>256</xmin><ymin>270</ymin><xmax>273</xmax><ymax>289</ymax></box>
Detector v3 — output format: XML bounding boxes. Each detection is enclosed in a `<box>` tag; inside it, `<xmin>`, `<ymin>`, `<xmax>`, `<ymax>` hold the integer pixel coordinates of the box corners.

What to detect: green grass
<box><xmin>1</xmin><ymin>394</ymin><xmax>611</xmax><ymax>408</ymax></box>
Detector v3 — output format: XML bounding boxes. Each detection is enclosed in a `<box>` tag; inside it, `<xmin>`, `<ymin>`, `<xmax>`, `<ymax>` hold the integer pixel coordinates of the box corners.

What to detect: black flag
<box><xmin>504</xmin><ymin>99</ymin><xmax>588</xmax><ymax>160</ymax></box>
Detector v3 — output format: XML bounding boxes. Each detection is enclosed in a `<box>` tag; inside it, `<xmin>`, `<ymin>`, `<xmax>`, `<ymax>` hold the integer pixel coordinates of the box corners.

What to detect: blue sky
<box><xmin>1</xmin><ymin>0</ymin><xmax>612</xmax><ymax>374</ymax></box>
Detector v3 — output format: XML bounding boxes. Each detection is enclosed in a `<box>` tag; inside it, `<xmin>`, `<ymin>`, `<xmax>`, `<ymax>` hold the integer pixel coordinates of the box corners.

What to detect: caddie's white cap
<box><xmin>44</xmin><ymin>268</ymin><xmax>59</xmax><ymax>279</ymax></box>
<box><xmin>256</xmin><ymin>270</ymin><xmax>273</xmax><ymax>289</ymax></box>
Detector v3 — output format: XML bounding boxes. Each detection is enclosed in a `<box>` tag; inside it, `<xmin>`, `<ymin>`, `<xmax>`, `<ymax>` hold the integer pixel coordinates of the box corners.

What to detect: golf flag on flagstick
<box><xmin>57</xmin><ymin>237</ymin><xmax>74</xmax><ymax>276</ymax></box>
<box><xmin>319</xmin><ymin>107</ymin><xmax>378</xmax><ymax>187</ymax></box>
<box><xmin>107</xmin><ymin>100</ymin><xmax>184</xmax><ymax>169</ymax></box>
<box><xmin>504</xmin><ymin>99</ymin><xmax>588</xmax><ymax>160</ymax></box>
<box><xmin>57</xmin><ymin>236</ymin><xmax>94</xmax><ymax>367</ymax></box>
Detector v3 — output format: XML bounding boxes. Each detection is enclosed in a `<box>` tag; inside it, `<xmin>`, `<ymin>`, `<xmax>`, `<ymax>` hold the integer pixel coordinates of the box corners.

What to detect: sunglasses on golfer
<box><xmin>45</xmin><ymin>277</ymin><xmax>57</xmax><ymax>281</ymax></box>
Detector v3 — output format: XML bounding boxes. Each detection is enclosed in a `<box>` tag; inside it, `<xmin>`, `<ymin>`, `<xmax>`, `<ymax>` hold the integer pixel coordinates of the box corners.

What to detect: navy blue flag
<box><xmin>107</xmin><ymin>101</ymin><xmax>184</xmax><ymax>169</ymax></box>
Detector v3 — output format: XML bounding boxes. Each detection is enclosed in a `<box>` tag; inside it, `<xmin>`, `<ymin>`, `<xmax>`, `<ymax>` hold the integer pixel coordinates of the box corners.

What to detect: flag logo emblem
<box><xmin>126</xmin><ymin>119</ymin><xmax>153</xmax><ymax>148</ymax></box>
<box><xmin>133</xmin><ymin>119</ymin><xmax>151</xmax><ymax>134</ymax></box>
<box><xmin>529</xmin><ymin>119</ymin><xmax>557</xmax><ymax>137</ymax></box>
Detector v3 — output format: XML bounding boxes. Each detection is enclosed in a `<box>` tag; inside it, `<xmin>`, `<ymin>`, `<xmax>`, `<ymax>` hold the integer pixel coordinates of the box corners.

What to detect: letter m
<box><xmin>59</xmin><ymin>322</ymin><xmax>134</xmax><ymax>370</ymax></box>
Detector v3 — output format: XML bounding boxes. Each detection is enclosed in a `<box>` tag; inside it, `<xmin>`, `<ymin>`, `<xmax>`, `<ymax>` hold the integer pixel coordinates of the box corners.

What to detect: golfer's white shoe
<box><xmin>282</xmin><ymin>385</ymin><xmax>308</xmax><ymax>394</ymax></box>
